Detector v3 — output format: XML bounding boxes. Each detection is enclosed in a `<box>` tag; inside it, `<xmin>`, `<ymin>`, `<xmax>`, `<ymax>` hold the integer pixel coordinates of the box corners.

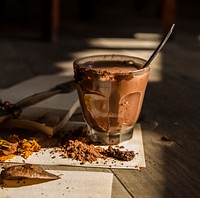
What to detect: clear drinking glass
<box><xmin>73</xmin><ymin>54</ymin><xmax>150</xmax><ymax>145</ymax></box>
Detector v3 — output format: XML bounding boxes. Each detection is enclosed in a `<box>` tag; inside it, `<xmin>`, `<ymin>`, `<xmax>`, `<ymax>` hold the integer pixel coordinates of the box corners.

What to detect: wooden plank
<box><xmin>111</xmin><ymin>57</ymin><xmax>200</xmax><ymax>197</ymax></box>
<box><xmin>143</xmin><ymin>74</ymin><xmax>200</xmax><ymax>158</ymax></box>
<box><xmin>112</xmin><ymin>128</ymin><xmax>200</xmax><ymax>197</ymax></box>
<box><xmin>109</xmin><ymin>41</ymin><xmax>200</xmax><ymax>197</ymax></box>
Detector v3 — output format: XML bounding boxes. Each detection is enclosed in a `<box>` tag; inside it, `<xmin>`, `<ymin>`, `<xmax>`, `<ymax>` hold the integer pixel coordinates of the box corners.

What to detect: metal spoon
<box><xmin>0</xmin><ymin>80</ymin><xmax>76</xmax><ymax>122</ymax></box>
<box><xmin>142</xmin><ymin>24</ymin><xmax>175</xmax><ymax>69</ymax></box>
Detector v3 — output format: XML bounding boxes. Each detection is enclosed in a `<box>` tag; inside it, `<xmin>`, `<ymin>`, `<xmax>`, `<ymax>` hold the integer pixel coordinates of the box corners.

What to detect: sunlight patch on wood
<box><xmin>87</xmin><ymin>38</ymin><xmax>160</xmax><ymax>49</ymax></box>
<box><xmin>55</xmin><ymin>48</ymin><xmax>163</xmax><ymax>82</ymax></box>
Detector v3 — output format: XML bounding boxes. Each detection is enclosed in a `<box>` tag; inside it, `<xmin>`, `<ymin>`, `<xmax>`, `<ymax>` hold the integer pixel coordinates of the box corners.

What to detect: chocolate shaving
<box><xmin>0</xmin><ymin>135</ymin><xmax>41</xmax><ymax>161</ymax></box>
<box><xmin>105</xmin><ymin>146</ymin><xmax>135</xmax><ymax>161</ymax></box>
<box><xmin>0</xmin><ymin>140</ymin><xmax>18</xmax><ymax>156</ymax></box>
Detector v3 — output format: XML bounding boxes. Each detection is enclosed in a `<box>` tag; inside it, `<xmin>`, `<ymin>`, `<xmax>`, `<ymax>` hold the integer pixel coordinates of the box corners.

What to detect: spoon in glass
<box><xmin>142</xmin><ymin>24</ymin><xmax>175</xmax><ymax>69</ymax></box>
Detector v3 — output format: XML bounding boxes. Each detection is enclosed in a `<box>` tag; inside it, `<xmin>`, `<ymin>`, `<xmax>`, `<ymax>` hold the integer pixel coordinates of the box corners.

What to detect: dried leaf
<box><xmin>1</xmin><ymin>164</ymin><xmax>60</xmax><ymax>180</ymax></box>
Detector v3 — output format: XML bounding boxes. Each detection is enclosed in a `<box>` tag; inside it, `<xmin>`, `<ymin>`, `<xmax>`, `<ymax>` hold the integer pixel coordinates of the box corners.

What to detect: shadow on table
<box><xmin>0</xmin><ymin>8</ymin><xmax>200</xmax><ymax>196</ymax></box>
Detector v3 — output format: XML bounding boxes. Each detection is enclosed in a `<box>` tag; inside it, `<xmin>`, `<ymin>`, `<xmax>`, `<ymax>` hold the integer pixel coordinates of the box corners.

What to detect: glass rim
<box><xmin>73</xmin><ymin>54</ymin><xmax>150</xmax><ymax>74</ymax></box>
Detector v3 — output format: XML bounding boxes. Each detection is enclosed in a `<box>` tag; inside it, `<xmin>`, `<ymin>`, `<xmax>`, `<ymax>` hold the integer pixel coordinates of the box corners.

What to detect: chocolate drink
<box><xmin>74</xmin><ymin>55</ymin><xmax>150</xmax><ymax>144</ymax></box>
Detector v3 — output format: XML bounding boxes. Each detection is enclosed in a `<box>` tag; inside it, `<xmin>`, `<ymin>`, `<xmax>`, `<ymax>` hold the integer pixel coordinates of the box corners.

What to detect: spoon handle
<box><xmin>142</xmin><ymin>24</ymin><xmax>175</xmax><ymax>69</ymax></box>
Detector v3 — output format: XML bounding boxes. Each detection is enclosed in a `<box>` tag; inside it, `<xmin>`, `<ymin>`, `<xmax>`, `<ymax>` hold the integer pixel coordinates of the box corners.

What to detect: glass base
<box><xmin>88</xmin><ymin>126</ymin><xmax>134</xmax><ymax>145</ymax></box>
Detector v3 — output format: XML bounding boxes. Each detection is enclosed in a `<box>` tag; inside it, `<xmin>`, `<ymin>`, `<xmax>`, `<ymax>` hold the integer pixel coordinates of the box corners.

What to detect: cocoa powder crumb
<box><xmin>105</xmin><ymin>146</ymin><xmax>135</xmax><ymax>161</ymax></box>
<box><xmin>0</xmin><ymin>126</ymin><xmax>136</xmax><ymax>165</ymax></box>
<box><xmin>161</xmin><ymin>136</ymin><xmax>171</xmax><ymax>141</ymax></box>
<box><xmin>59</xmin><ymin>140</ymin><xmax>107</xmax><ymax>164</ymax></box>
<box><xmin>57</xmin><ymin>127</ymin><xmax>136</xmax><ymax>164</ymax></box>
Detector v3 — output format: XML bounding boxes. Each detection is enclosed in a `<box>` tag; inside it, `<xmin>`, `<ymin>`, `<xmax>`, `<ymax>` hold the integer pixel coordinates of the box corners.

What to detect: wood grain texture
<box><xmin>0</xmin><ymin>13</ymin><xmax>200</xmax><ymax>197</ymax></box>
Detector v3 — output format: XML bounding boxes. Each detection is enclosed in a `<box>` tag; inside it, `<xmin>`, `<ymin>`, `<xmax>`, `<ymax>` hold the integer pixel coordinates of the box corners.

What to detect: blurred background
<box><xmin>0</xmin><ymin>0</ymin><xmax>199</xmax><ymax>88</ymax></box>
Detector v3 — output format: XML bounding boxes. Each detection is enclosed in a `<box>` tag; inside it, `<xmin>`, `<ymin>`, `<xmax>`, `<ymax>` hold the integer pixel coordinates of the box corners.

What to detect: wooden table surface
<box><xmin>2</xmin><ymin>71</ymin><xmax>197</xmax><ymax>198</ymax></box>
<box><xmin>49</xmin><ymin>50</ymin><xmax>199</xmax><ymax>198</ymax></box>
<box><xmin>45</xmin><ymin>72</ymin><xmax>200</xmax><ymax>198</ymax></box>
<box><xmin>0</xmin><ymin>39</ymin><xmax>200</xmax><ymax>198</ymax></box>
<box><xmin>49</xmin><ymin>60</ymin><xmax>199</xmax><ymax>197</ymax></box>
<box><xmin>0</xmin><ymin>67</ymin><xmax>200</xmax><ymax>198</ymax></box>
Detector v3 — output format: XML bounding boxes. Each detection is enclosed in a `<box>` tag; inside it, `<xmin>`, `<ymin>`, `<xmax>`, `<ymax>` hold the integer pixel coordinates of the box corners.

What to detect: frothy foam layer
<box><xmin>81</xmin><ymin>60</ymin><xmax>141</xmax><ymax>73</ymax></box>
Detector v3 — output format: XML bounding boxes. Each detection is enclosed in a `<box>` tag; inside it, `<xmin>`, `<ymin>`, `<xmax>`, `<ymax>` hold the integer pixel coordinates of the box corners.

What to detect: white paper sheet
<box><xmin>2</xmin><ymin>121</ymin><xmax>145</xmax><ymax>169</ymax></box>
<box><xmin>0</xmin><ymin>75</ymin><xmax>146</xmax><ymax>169</ymax></box>
<box><xmin>0</xmin><ymin>170</ymin><xmax>113</xmax><ymax>198</ymax></box>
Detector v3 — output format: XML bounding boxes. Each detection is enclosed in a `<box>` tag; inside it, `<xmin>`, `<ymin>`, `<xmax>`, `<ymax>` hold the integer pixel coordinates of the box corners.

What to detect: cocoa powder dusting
<box><xmin>60</xmin><ymin>140</ymin><xmax>107</xmax><ymax>164</ymax></box>
<box><xmin>57</xmin><ymin>127</ymin><xmax>135</xmax><ymax>164</ymax></box>
<box><xmin>0</xmin><ymin>127</ymin><xmax>136</xmax><ymax>164</ymax></box>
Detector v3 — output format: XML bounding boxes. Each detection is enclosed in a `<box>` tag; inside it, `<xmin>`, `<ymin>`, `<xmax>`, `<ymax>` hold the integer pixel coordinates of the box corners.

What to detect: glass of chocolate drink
<box><xmin>73</xmin><ymin>54</ymin><xmax>150</xmax><ymax>145</ymax></box>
